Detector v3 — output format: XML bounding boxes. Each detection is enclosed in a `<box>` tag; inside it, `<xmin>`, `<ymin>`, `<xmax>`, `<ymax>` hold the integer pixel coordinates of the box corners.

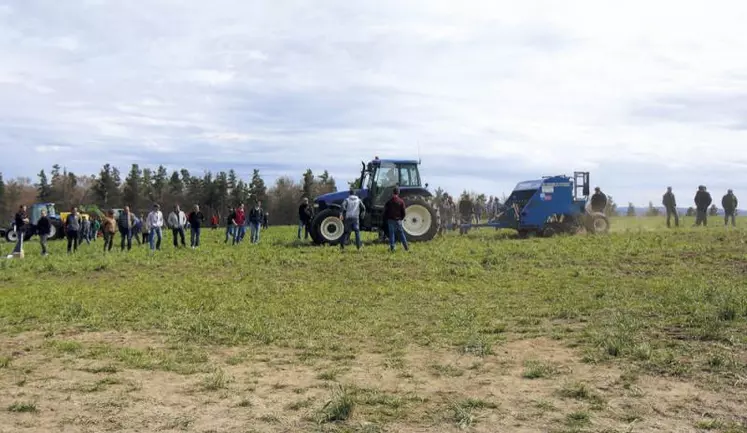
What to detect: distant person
<box><xmin>65</xmin><ymin>207</ymin><xmax>81</xmax><ymax>254</ymax></box>
<box><xmin>248</xmin><ymin>201</ymin><xmax>263</xmax><ymax>244</ymax></box>
<box><xmin>12</xmin><ymin>205</ymin><xmax>29</xmax><ymax>255</ymax></box>
<box><xmin>694</xmin><ymin>186</ymin><xmax>712</xmax><ymax>226</ymax></box>
<box><xmin>210</xmin><ymin>214</ymin><xmax>219</xmax><ymax>230</ymax></box>
<box><xmin>722</xmin><ymin>189</ymin><xmax>738</xmax><ymax>227</ymax></box>
<box><xmin>233</xmin><ymin>204</ymin><xmax>246</xmax><ymax>245</ymax></box>
<box><xmin>102</xmin><ymin>210</ymin><xmax>117</xmax><ymax>252</ymax></box>
<box><xmin>37</xmin><ymin>209</ymin><xmax>51</xmax><ymax>256</ymax></box>
<box><xmin>81</xmin><ymin>215</ymin><xmax>92</xmax><ymax>245</ymax></box>
<box><xmin>590</xmin><ymin>187</ymin><xmax>608</xmax><ymax>213</ymax></box>
<box><xmin>225</xmin><ymin>207</ymin><xmax>236</xmax><ymax>243</ymax></box>
<box><xmin>662</xmin><ymin>186</ymin><xmax>679</xmax><ymax>228</ymax></box>
<box><xmin>263</xmin><ymin>212</ymin><xmax>269</xmax><ymax>230</ymax></box>
<box><xmin>458</xmin><ymin>194</ymin><xmax>472</xmax><ymax>235</ymax></box>
<box><xmin>298</xmin><ymin>198</ymin><xmax>313</xmax><ymax>240</ymax></box>
<box><xmin>188</xmin><ymin>205</ymin><xmax>205</xmax><ymax>248</ymax></box>
<box><xmin>136</xmin><ymin>213</ymin><xmax>146</xmax><ymax>245</ymax></box>
<box><xmin>384</xmin><ymin>187</ymin><xmax>409</xmax><ymax>252</ymax></box>
<box><xmin>91</xmin><ymin>216</ymin><xmax>101</xmax><ymax>242</ymax></box>
<box><xmin>147</xmin><ymin>204</ymin><xmax>164</xmax><ymax>251</ymax></box>
<box><xmin>438</xmin><ymin>195</ymin><xmax>452</xmax><ymax>236</ymax></box>
<box><xmin>168</xmin><ymin>205</ymin><xmax>187</xmax><ymax>248</ymax></box>
<box><xmin>340</xmin><ymin>188</ymin><xmax>365</xmax><ymax>251</ymax></box>
<box><xmin>118</xmin><ymin>206</ymin><xmax>136</xmax><ymax>251</ymax></box>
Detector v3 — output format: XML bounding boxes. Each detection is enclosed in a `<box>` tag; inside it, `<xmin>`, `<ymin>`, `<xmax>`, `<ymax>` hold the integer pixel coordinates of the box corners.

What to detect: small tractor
<box><xmin>460</xmin><ymin>172</ymin><xmax>610</xmax><ymax>237</ymax></box>
<box><xmin>4</xmin><ymin>202</ymin><xmax>65</xmax><ymax>242</ymax></box>
<box><xmin>310</xmin><ymin>157</ymin><xmax>438</xmax><ymax>245</ymax></box>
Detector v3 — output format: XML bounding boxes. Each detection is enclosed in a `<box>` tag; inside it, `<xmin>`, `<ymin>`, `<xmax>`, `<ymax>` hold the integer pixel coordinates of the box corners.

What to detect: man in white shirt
<box><xmin>147</xmin><ymin>204</ymin><xmax>164</xmax><ymax>251</ymax></box>
<box><xmin>168</xmin><ymin>204</ymin><xmax>187</xmax><ymax>248</ymax></box>
<box><xmin>340</xmin><ymin>188</ymin><xmax>366</xmax><ymax>250</ymax></box>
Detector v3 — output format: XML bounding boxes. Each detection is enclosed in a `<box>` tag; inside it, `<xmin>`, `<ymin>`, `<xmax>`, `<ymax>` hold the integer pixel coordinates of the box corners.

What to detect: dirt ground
<box><xmin>1</xmin><ymin>331</ymin><xmax>745</xmax><ymax>433</ymax></box>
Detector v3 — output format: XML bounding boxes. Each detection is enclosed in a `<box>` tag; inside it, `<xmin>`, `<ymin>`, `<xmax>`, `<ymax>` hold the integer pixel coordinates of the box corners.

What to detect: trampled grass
<box><xmin>1</xmin><ymin>217</ymin><xmax>746</xmax><ymax>432</ymax></box>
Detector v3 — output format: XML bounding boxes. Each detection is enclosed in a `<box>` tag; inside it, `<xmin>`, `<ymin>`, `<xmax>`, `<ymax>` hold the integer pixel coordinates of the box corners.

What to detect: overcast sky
<box><xmin>1</xmin><ymin>0</ymin><xmax>746</xmax><ymax>205</ymax></box>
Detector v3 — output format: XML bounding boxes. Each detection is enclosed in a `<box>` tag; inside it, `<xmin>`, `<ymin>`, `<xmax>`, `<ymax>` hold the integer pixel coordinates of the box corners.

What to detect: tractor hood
<box><xmin>314</xmin><ymin>190</ymin><xmax>351</xmax><ymax>207</ymax></box>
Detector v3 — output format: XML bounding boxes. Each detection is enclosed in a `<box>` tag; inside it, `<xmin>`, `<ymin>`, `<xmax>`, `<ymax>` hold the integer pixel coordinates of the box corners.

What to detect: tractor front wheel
<box><xmin>311</xmin><ymin>209</ymin><xmax>345</xmax><ymax>245</ymax></box>
<box><xmin>586</xmin><ymin>212</ymin><xmax>610</xmax><ymax>234</ymax></box>
<box><xmin>402</xmin><ymin>197</ymin><xmax>438</xmax><ymax>242</ymax></box>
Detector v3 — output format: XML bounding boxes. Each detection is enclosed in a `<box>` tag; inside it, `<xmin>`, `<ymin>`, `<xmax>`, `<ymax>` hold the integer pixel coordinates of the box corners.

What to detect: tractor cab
<box><xmin>30</xmin><ymin>203</ymin><xmax>59</xmax><ymax>225</ymax></box>
<box><xmin>355</xmin><ymin>157</ymin><xmax>424</xmax><ymax>229</ymax></box>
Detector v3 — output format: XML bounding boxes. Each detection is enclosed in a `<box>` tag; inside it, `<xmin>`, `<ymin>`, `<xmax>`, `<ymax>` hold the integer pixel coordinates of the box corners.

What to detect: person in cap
<box><xmin>590</xmin><ymin>187</ymin><xmax>608</xmax><ymax>213</ymax></box>
<box><xmin>694</xmin><ymin>185</ymin><xmax>712</xmax><ymax>226</ymax></box>
<box><xmin>722</xmin><ymin>189</ymin><xmax>738</xmax><ymax>227</ymax></box>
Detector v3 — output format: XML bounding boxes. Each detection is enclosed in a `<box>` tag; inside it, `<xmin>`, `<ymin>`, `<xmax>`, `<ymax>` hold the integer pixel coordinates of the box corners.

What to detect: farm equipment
<box><xmin>460</xmin><ymin>172</ymin><xmax>610</xmax><ymax>237</ymax></box>
<box><xmin>4</xmin><ymin>203</ymin><xmax>65</xmax><ymax>242</ymax></box>
<box><xmin>310</xmin><ymin>157</ymin><xmax>437</xmax><ymax>245</ymax></box>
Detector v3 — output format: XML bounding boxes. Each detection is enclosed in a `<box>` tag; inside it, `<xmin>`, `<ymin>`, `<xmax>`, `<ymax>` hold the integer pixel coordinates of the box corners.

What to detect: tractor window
<box><xmin>375</xmin><ymin>163</ymin><xmax>398</xmax><ymax>188</ymax></box>
<box><xmin>398</xmin><ymin>165</ymin><xmax>420</xmax><ymax>187</ymax></box>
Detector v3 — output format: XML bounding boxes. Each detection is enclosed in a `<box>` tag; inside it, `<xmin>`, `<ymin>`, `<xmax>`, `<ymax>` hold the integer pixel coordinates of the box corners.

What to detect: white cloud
<box><xmin>0</xmin><ymin>0</ymin><xmax>746</xmax><ymax>205</ymax></box>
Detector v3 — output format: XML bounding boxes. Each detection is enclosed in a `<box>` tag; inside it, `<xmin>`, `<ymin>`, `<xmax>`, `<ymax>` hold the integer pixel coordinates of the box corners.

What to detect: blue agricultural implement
<box><xmin>311</xmin><ymin>157</ymin><xmax>437</xmax><ymax>245</ymax></box>
<box><xmin>460</xmin><ymin>172</ymin><xmax>610</xmax><ymax>237</ymax></box>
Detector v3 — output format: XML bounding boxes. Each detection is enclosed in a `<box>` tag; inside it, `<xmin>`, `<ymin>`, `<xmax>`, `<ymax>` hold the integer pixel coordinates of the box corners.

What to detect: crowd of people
<box><xmin>5</xmin><ymin>185</ymin><xmax>741</xmax><ymax>258</ymax></box>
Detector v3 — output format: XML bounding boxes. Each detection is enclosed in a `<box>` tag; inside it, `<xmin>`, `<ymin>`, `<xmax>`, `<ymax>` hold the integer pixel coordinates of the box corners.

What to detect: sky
<box><xmin>1</xmin><ymin>0</ymin><xmax>747</xmax><ymax>206</ymax></box>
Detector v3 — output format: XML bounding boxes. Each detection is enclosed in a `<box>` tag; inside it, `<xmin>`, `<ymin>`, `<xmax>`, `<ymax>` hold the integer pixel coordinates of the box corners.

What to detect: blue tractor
<box><xmin>462</xmin><ymin>172</ymin><xmax>610</xmax><ymax>237</ymax></box>
<box><xmin>4</xmin><ymin>202</ymin><xmax>65</xmax><ymax>242</ymax></box>
<box><xmin>310</xmin><ymin>157</ymin><xmax>438</xmax><ymax>245</ymax></box>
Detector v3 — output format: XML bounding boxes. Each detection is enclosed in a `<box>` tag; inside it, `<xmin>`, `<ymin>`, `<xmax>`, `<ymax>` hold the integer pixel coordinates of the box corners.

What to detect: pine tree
<box><xmin>123</xmin><ymin>164</ymin><xmax>142</xmax><ymax>209</ymax></box>
<box><xmin>302</xmin><ymin>169</ymin><xmax>315</xmax><ymax>199</ymax></box>
<box><xmin>646</xmin><ymin>201</ymin><xmax>660</xmax><ymax>217</ymax></box>
<box><xmin>37</xmin><ymin>169</ymin><xmax>52</xmax><ymax>201</ymax></box>
<box><xmin>92</xmin><ymin>163</ymin><xmax>121</xmax><ymax>206</ymax></box>
<box><xmin>227</xmin><ymin>169</ymin><xmax>237</xmax><ymax>193</ymax></box>
<box><xmin>152</xmin><ymin>165</ymin><xmax>168</xmax><ymax>204</ymax></box>
<box><xmin>141</xmin><ymin>168</ymin><xmax>154</xmax><ymax>206</ymax></box>
<box><xmin>215</xmin><ymin>171</ymin><xmax>229</xmax><ymax>213</ymax></box>
<box><xmin>168</xmin><ymin>170</ymin><xmax>184</xmax><ymax>204</ymax></box>
<box><xmin>626</xmin><ymin>203</ymin><xmax>636</xmax><ymax>217</ymax></box>
<box><xmin>709</xmin><ymin>204</ymin><xmax>719</xmax><ymax>216</ymax></box>
<box><xmin>249</xmin><ymin>169</ymin><xmax>267</xmax><ymax>203</ymax></box>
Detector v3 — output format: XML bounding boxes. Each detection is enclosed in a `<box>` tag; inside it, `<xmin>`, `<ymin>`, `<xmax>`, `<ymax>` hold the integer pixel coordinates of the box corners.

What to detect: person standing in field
<box><xmin>81</xmin><ymin>215</ymin><xmax>92</xmax><ymax>245</ymax></box>
<box><xmin>662</xmin><ymin>186</ymin><xmax>679</xmax><ymax>228</ymax></box>
<box><xmin>65</xmin><ymin>207</ymin><xmax>81</xmax><ymax>254</ymax></box>
<box><xmin>102</xmin><ymin>210</ymin><xmax>117</xmax><ymax>252</ymax></box>
<box><xmin>248</xmin><ymin>201</ymin><xmax>263</xmax><ymax>244</ymax></box>
<box><xmin>210</xmin><ymin>214</ymin><xmax>219</xmax><ymax>230</ymax></box>
<box><xmin>91</xmin><ymin>216</ymin><xmax>101</xmax><ymax>242</ymax></box>
<box><xmin>384</xmin><ymin>187</ymin><xmax>409</xmax><ymax>252</ymax></box>
<box><xmin>458</xmin><ymin>193</ymin><xmax>472</xmax><ymax>234</ymax></box>
<box><xmin>11</xmin><ymin>205</ymin><xmax>29</xmax><ymax>255</ymax></box>
<box><xmin>225</xmin><ymin>207</ymin><xmax>236</xmax><ymax>243</ymax></box>
<box><xmin>694</xmin><ymin>186</ymin><xmax>712</xmax><ymax>226</ymax></box>
<box><xmin>233</xmin><ymin>204</ymin><xmax>246</xmax><ymax>245</ymax></box>
<box><xmin>188</xmin><ymin>205</ymin><xmax>205</xmax><ymax>248</ymax></box>
<box><xmin>263</xmin><ymin>212</ymin><xmax>269</xmax><ymax>230</ymax></box>
<box><xmin>590</xmin><ymin>187</ymin><xmax>608</xmax><ymax>213</ymax></box>
<box><xmin>118</xmin><ymin>206</ymin><xmax>136</xmax><ymax>251</ymax></box>
<box><xmin>168</xmin><ymin>204</ymin><xmax>187</xmax><ymax>248</ymax></box>
<box><xmin>37</xmin><ymin>209</ymin><xmax>51</xmax><ymax>256</ymax></box>
<box><xmin>298</xmin><ymin>198</ymin><xmax>313</xmax><ymax>240</ymax></box>
<box><xmin>147</xmin><ymin>204</ymin><xmax>164</xmax><ymax>251</ymax></box>
<box><xmin>340</xmin><ymin>188</ymin><xmax>366</xmax><ymax>251</ymax></box>
<box><xmin>722</xmin><ymin>189</ymin><xmax>738</xmax><ymax>227</ymax></box>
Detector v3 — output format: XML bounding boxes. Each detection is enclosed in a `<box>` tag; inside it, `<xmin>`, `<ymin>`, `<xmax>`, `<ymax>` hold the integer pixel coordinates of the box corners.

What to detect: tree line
<box><xmin>0</xmin><ymin>164</ymin><xmax>338</xmax><ymax>225</ymax></box>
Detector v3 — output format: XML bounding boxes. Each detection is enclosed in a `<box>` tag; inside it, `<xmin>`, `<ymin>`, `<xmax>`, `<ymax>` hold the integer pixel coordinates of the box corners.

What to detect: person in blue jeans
<box><xmin>147</xmin><ymin>204</ymin><xmax>164</xmax><ymax>251</ymax></box>
<box><xmin>384</xmin><ymin>187</ymin><xmax>409</xmax><ymax>252</ymax></box>
<box><xmin>225</xmin><ymin>207</ymin><xmax>235</xmax><ymax>243</ymax></box>
<box><xmin>188</xmin><ymin>205</ymin><xmax>205</xmax><ymax>248</ymax></box>
<box><xmin>340</xmin><ymin>188</ymin><xmax>365</xmax><ymax>250</ymax></box>
<box><xmin>248</xmin><ymin>201</ymin><xmax>263</xmax><ymax>244</ymax></box>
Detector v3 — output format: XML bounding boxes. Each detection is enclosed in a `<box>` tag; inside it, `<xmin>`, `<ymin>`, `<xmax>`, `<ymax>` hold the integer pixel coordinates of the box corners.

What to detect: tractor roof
<box><xmin>369</xmin><ymin>158</ymin><xmax>419</xmax><ymax>165</ymax></box>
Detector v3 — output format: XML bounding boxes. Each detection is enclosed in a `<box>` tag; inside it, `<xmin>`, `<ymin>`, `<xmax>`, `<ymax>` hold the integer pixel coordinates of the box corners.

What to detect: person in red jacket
<box><xmin>384</xmin><ymin>187</ymin><xmax>409</xmax><ymax>252</ymax></box>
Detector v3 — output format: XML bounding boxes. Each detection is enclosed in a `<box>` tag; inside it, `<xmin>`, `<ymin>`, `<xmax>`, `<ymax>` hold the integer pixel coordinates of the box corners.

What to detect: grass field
<box><xmin>1</xmin><ymin>216</ymin><xmax>746</xmax><ymax>433</ymax></box>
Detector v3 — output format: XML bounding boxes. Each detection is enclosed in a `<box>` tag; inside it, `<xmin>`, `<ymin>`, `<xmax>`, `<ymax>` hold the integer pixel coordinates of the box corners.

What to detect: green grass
<box><xmin>8</xmin><ymin>402</ymin><xmax>37</xmax><ymax>413</ymax></box>
<box><xmin>1</xmin><ymin>219</ymin><xmax>747</xmax><ymax>429</ymax></box>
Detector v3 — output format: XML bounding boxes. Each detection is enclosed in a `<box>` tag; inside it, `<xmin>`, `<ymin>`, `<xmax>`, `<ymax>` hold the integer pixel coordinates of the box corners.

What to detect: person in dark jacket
<box><xmin>298</xmin><ymin>198</ymin><xmax>313</xmax><ymax>240</ymax></box>
<box><xmin>12</xmin><ymin>205</ymin><xmax>29</xmax><ymax>254</ymax></box>
<box><xmin>384</xmin><ymin>187</ymin><xmax>409</xmax><ymax>252</ymax></box>
<box><xmin>248</xmin><ymin>201</ymin><xmax>263</xmax><ymax>244</ymax></box>
<box><xmin>722</xmin><ymin>189</ymin><xmax>738</xmax><ymax>227</ymax></box>
<box><xmin>118</xmin><ymin>206</ymin><xmax>136</xmax><ymax>251</ymax></box>
<box><xmin>37</xmin><ymin>209</ymin><xmax>52</xmax><ymax>256</ymax></box>
<box><xmin>694</xmin><ymin>185</ymin><xmax>712</xmax><ymax>226</ymax></box>
<box><xmin>188</xmin><ymin>205</ymin><xmax>205</xmax><ymax>248</ymax></box>
<box><xmin>65</xmin><ymin>207</ymin><xmax>81</xmax><ymax>254</ymax></box>
<box><xmin>458</xmin><ymin>193</ymin><xmax>473</xmax><ymax>235</ymax></box>
<box><xmin>662</xmin><ymin>186</ymin><xmax>678</xmax><ymax>228</ymax></box>
<box><xmin>590</xmin><ymin>187</ymin><xmax>608</xmax><ymax>213</ymax></box>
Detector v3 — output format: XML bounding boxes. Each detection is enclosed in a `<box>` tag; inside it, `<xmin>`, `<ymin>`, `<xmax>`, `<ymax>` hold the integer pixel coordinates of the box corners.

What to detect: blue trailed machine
<box><xmin>461</xmin><ymin>172</ymin><xmax>610</xmax><ymax>237</ymax></box>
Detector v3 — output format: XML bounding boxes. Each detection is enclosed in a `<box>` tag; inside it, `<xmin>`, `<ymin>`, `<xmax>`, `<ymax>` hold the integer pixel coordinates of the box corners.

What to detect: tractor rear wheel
<box><xmin>311</xmin><ymin>209</ymin><xmax>345</xmax><ymax>245</ymax></box>
<box><xmin>5</xmin><ymin>229</ymin><xmax>17</xmax><ymax>243</ymax></box>
<box><xmin>48</xmin><ymin>224</ymin><xmax>57</xmax><ymax>240</ymax></box>
<box><xmin>402</xmin><ymin>197</ymin><xmax>438</xmax><ymax>242</ymax></box>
